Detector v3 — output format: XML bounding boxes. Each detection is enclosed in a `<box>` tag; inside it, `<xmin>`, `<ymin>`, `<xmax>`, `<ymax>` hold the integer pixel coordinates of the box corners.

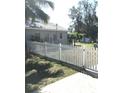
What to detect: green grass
<box><xmin>25</xmin><ymin>53</ymin><xmax>77</xmax><ymax>93</ymax></box>
<box><xmin>75</xmin><ymin>42</ymin><xmax>94</xmax><ymax>47</ymax></box>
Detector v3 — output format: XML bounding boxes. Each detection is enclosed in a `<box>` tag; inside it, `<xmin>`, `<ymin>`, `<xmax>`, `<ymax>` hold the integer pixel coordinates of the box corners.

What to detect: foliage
<box><xmin>68</xmin><ymin>0</ymin><xmax>98</xmax><ymax>42</ymax></box>
<box><xmin>25</xmin><ymin>0</ymin><xmax>54</xmax><ymax>24</ymax></box>
<box><xmin>68</xmin><ymin>32</ymin><xmax>84</xmax><ymax>44</ymax></box>
<box><xmin>25</xmin><ymin>54</ymin><xmax>77</xmax><ymax>93</ymax></box>
<box><xmin>25</xmin><ymin>84</ymin><xmax>40</xmax><ymax>93</ymax></box>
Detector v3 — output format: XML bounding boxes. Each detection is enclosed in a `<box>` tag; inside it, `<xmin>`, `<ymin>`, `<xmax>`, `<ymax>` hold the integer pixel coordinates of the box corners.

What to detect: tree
<box><xmin>25</xmin><ymin>0</ymin><xmax>54</xmax><ymax>58</ymax></box>
<box><xmin>25</xmin><ymin>0</ymin><xmax>54</xmax><ymax>24</ymax></box>
<box><xmin>68</xmin><ymin>0</ymin><xmax>98</xmax><ymax>42</ymax></box>
<box><xmin>68</xmin><ymin>6</ymin><xmax>84</xmax><ymax>33</ymax></box>
<box><xmin>68</xmin><ymin>32</ymin><xmax>83</xmax><ymax>46</ymax></box>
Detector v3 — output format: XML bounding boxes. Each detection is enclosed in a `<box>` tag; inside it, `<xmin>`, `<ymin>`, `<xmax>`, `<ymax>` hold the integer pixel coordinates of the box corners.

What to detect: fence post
<box><xmin>44</xmin><ymin>42</ymin><xmax>47</xmax><ymax>56</ymax></box>
<box><xmin>83</xmin><ymin>46</ymin><xmax>85</xmax><ymax>67</ymax></box>
<box><xmin>59</xmin><ymin>43</ymin><xmax>62</xmax><ymax>60</ymax></box>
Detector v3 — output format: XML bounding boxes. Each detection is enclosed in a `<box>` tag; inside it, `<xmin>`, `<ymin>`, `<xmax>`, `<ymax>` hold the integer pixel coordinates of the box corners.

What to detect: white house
<box><xmin>25</xmin><ymin>23</ymin><xmax>68</xmax><ymax>44</ymax></box>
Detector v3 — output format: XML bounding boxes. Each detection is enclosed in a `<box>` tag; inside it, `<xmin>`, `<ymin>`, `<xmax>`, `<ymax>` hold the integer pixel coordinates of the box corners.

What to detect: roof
<box><xmin>26</xmin><ymin>23</ymin><xmax>68</xmax><ymax>32</ymax></box>
<box><xmin>26</xmin><ymin>27</ymin><xmax>68</xmax><ymax>32</ymax></box>
<box><xmin>41</xmin><ymin>23</ymin><xmax>67</xmax><ymax>31</ymax></box>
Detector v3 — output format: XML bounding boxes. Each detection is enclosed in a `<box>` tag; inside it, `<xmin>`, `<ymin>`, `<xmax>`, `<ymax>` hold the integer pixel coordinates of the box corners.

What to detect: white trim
<box><xmin>25</xmin><ymin>27</ymin><xmax>68</xmax><ymax>32</ymax></box>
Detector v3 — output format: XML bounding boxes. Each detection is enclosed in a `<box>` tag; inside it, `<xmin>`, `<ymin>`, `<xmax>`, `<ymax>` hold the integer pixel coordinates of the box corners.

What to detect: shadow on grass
<box><xmin>26</xmin><ymin>69</ymin><xmax>64</xmax><ymax>84</ymax></box>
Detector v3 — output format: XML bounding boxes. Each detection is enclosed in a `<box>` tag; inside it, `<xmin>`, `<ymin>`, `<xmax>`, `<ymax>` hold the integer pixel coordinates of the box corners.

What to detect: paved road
<box><xmin>40</xmin><ymin>72</ymin><xmax>97</xmax><ymax>93</ymax></box>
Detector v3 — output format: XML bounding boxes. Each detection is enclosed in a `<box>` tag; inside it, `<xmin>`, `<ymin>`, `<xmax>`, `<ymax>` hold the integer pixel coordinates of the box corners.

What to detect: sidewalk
<box><xmin>40</xmin><ymin>72</ymin><xmax>97</xmax><ymax>93</ymax></box>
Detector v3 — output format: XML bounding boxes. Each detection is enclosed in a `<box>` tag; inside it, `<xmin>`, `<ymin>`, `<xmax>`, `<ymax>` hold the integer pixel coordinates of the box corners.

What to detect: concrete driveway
<box><xmin>40</xmin><ymin>72</ymin><xmax>97</xmax><ymax>93</ymax></box>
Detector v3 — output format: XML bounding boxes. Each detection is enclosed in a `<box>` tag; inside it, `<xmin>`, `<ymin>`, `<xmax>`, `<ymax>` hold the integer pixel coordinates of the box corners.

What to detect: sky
<box><xmin>43</xmin><ymin>0</ymin><xmax>97</xmax><ymax>29</ymax></box>
<box><xmin>43</xmin><ymin>0</ymin><xmax>79</xmax><ymax>29</ymax></box>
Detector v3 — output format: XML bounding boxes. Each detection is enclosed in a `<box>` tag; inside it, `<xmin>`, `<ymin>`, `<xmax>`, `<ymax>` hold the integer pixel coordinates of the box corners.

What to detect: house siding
<box><xmin>25</xmin><ymin>28</ymin><xmax>68</xmax><ymax>44</ymax></box>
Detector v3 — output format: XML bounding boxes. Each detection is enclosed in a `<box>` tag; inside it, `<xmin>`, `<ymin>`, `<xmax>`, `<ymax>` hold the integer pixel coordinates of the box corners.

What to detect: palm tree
<box><xmin>25</xmin><ymin>0</ymin><xmax>54</xmax><ymax>24</ymax></box>
<box><xmin>25</xmin><ymin>0</ymin><xmax>54</xmax><ymax>58</ymax></box>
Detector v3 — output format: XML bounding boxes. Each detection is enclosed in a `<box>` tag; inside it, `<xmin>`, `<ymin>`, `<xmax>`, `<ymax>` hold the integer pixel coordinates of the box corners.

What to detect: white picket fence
<box><xmin>27</xmin><ymin>41</ymin><xmax>98</xmax><ymax>72</ymax></box>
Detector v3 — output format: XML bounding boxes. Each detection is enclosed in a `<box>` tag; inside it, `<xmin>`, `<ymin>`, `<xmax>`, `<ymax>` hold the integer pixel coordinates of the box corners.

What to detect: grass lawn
<box><xmin>25</xmin><ymin>53</ymin><xmax>77</xmax><ymax>93</ymax></box>
<box><xmin>75</xmin><ymin>42</ymin><xmax>94</xmax><ymax>47</ymax></box>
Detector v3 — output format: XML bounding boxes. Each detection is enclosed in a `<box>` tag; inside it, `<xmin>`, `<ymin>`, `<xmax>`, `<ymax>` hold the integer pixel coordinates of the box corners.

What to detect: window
<box><xmin>60</xmin><ymin>33</ymin><xmax>62</xmax><ymax>39</ymax></box>
<box><xmin>45</xmin><ymin>34</ymin><xmax>49</xmax><ymax>42</ymax></box>
<box><xmin>30</xmin><ymin>33</ymin><xmax>40</xmax><ymax>42</ymax></box>
<box><xmin>53</xmin><ymin>34</ymin><xmax>57</xmax><ymax>41</ymax></box>
<box><xmin>35</xmin><ymin>33</ymin><xmax>40</xmax><ymax>40</ymax></box>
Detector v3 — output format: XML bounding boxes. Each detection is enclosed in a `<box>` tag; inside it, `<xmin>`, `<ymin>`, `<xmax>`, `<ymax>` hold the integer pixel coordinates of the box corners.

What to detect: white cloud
<box><xmin>43</xmin><ymin>0</ymin><xmax>79</xmax><ymax>29</ymax></box>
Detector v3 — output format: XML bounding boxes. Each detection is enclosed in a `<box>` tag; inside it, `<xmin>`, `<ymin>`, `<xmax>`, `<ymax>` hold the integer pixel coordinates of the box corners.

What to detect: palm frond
<box><xmin>34</xmin><ymin>6</ymin><xmax>50</xmax><ymax>23</ymax></box>
<box><xmin>25</xmin><ymin>6</ymin><xmax>36</xmax><ymax>20</ymax></box>
<box><xmin>25</xmin><ymin>0</ymin><xmax>54</xmax><ymax>24</ymax></box>
<box><xmin>37</xmin><ymin>0</ymin><xmax>54</xmax><ymax>9</ymax></box>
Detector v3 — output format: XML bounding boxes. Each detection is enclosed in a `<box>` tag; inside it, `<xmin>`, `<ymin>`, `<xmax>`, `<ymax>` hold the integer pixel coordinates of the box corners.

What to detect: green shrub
<box><xmin>25</xmin><ymin>61</ymin><xmax>37</xmax><ymax>72</ymax></box>
<box><xmin>26</xmin><ymin>69</ymin><xmax>37</xmax><ymax>77</ymax></box>
<box><xmin>36</xmin><ymin>62</ymin><xmax>52</xmax><ymax>72</ymax></box>
<box><xmin>50</xmin><ymin>69</ymin><xmax>64</xmax><ymax>77</ymax></box>
<box><xmin>26</xmin><ymin>59</ymin><xmax>52</xmax><ymax>72</ymax></box>
<box><xmin>25</xmin><ymin>84</ymin><xmax>40</xmax><ymax>93</ymax></box>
